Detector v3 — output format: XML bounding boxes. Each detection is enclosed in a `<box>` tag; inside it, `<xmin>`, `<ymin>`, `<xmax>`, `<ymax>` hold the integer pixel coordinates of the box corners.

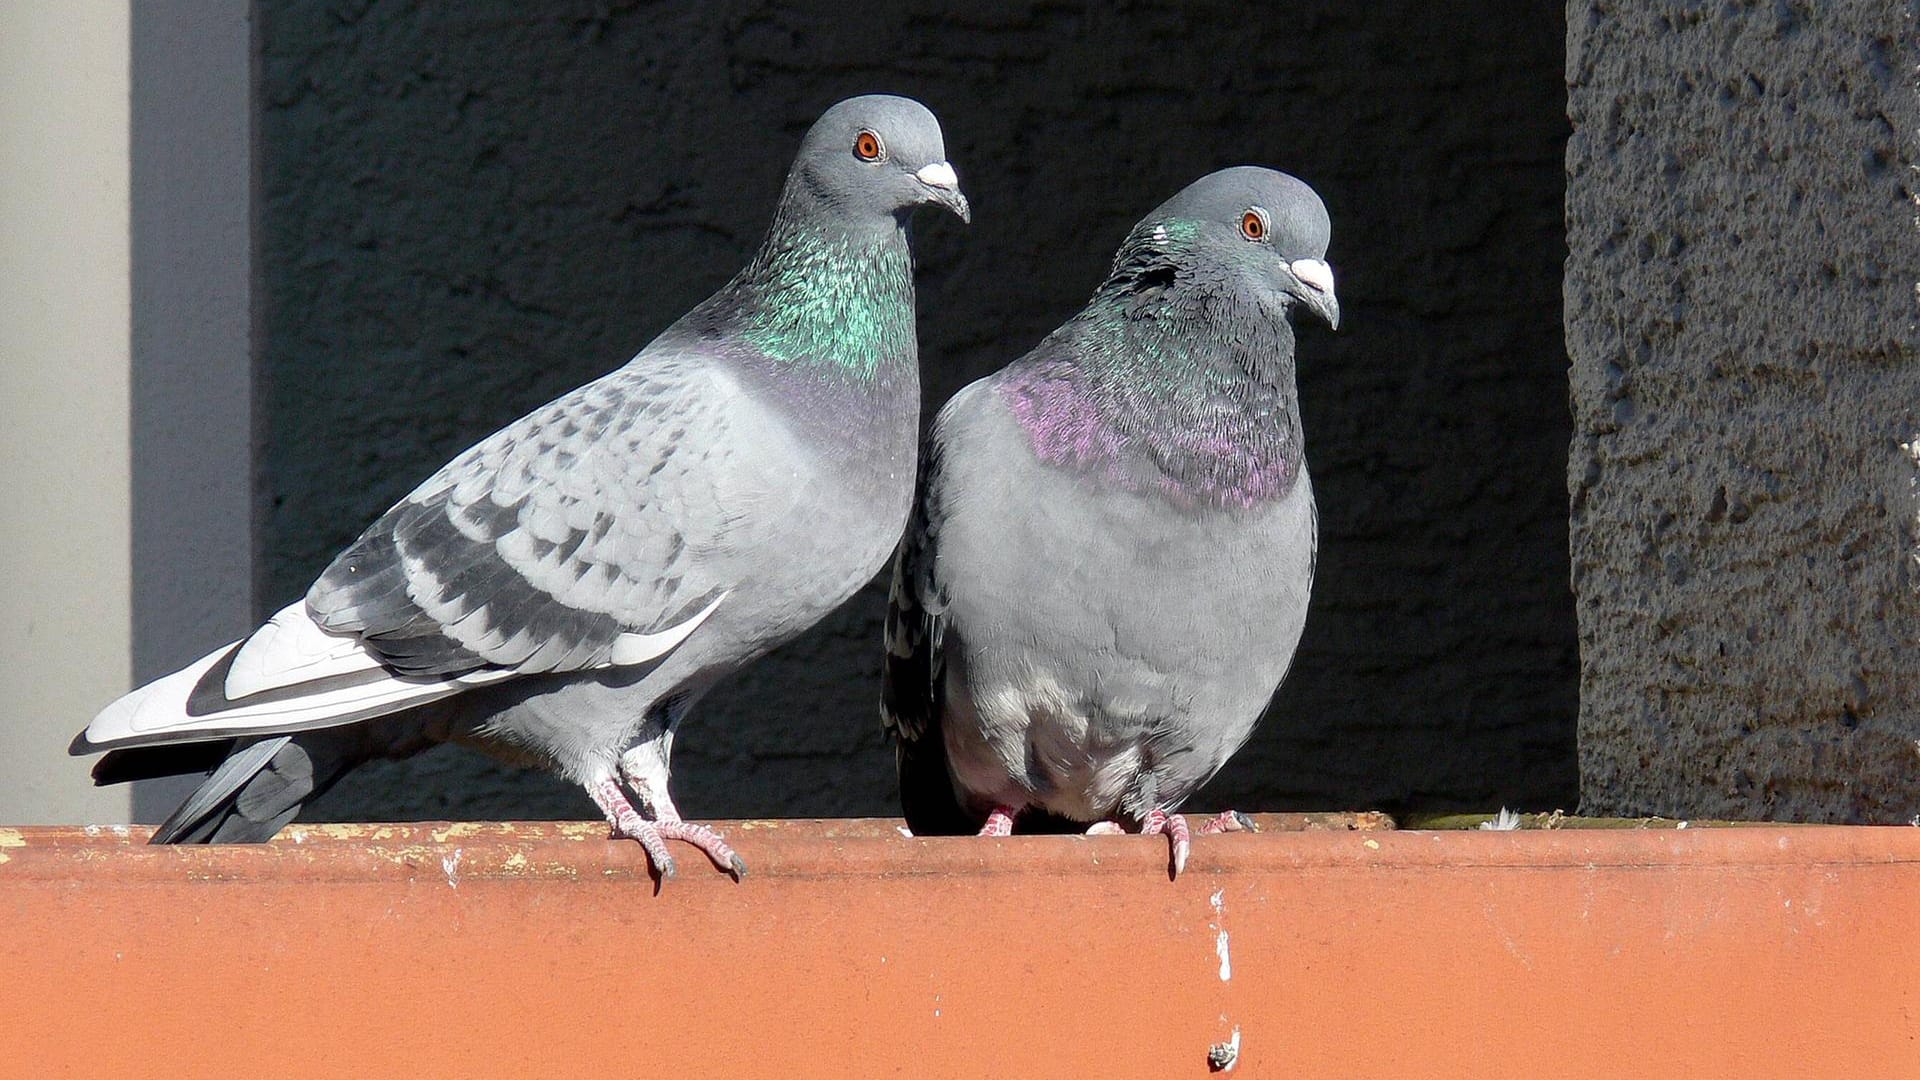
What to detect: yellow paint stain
<box><xmin>1363</xmin><ymin>838</ymin><xmax>1381</xmax><ymax>850</ymax></box>
<box><xmin>284</xmin><ymin>823</ymin><xmax>379</xmax><ymax>842</ymax></box>
<box><xmin>429</xmin><ymin>822</ymin><xmax>489</xmax><ymax>843</ymax></box>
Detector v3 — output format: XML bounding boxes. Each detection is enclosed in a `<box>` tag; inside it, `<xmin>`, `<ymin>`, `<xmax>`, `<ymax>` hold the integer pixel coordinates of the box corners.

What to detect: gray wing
<box><xmin>880</xmin><ymin>438</ymin><xmax>947</xmax><ymax>744</ymax></box>
<box><xmin>309</xmin><ymin>350</ymin><xmax>779</xmax><ymax>676</ymax></box>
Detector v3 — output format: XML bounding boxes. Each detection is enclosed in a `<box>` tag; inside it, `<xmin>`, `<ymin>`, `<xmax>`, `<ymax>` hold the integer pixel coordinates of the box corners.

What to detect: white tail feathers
<box><xmin>82</xmin><ymin>593</ymin><xmax>731</xmax><ymax>751</ymax></box>
<box><xmin>225</xmin><ymin>602</ymin><xmax>387</xmax><ymax>699</ymax></box>
<box><xmin>82</xmin><ymin>641</ymin><xmax>518</xmax><ymax>750</ymax></box>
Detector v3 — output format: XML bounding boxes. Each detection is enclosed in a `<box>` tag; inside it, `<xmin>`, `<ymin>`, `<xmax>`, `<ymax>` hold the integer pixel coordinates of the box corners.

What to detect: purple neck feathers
<box><xmin>996</xmin><ymin>303</ymin><xmax>1304</xmax><ymax>510</ymax></box>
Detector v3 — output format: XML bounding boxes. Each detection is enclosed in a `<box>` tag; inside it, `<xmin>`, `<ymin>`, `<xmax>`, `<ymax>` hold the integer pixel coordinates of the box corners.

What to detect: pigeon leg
<box><xmin>589</xmin><ymin>776</ymin><xmax>678</xmax><ymax>882</ymax></box>
<box><xmin>978</xmin><ymin>805</ymin><xmax>1020</xmax><ymax>836</ymax></box>
<box><xmin>618</xmin><ymin>742</ymin><xmax>746</xmax><ymax>881</ymax></box>
<box><xmin>1141</xmin><ymin>808</ymin><xmax>1193</xmax><ymax>877</ymax></box>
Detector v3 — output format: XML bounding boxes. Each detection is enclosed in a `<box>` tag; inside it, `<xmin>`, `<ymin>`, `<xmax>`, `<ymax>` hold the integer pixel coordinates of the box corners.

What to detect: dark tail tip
<box><xmin>91</xmin><ymin>741</ymin><xmax>234</xmax><ymax>787</ymax></box>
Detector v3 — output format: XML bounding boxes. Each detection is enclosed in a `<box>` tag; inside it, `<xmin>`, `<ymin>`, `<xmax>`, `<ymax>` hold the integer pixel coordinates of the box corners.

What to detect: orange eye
<box><xmin>854</xmin><ymin>129</ymin><xmax>884</xmax><ymax>162</ymax></box>
<box><xmin>1240</xmin><ymin>209</ymin><xmax>1267</xmax><ymax>241</ymax></box>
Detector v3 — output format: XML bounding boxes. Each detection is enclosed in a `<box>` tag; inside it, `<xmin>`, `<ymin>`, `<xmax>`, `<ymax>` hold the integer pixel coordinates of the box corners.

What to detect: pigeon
<box><xmin>881</xmin><ymin>166</ymin><xmax>1336</xmax><ymax>876</ymax></box>
<box><xmin>74</xmin><ymin>94</ymin><xmax>970</xmax><ymax>882</ymax></box>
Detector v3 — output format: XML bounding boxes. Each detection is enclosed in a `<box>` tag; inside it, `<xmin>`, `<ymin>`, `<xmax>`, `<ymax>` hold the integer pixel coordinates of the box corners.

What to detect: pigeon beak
<box><xmin>914</xmin><ymin>161</ymin><xmax>971</xmax><ymax>224</ymax></box>
<box><xmin>1287</xmin><ymin>257</ymin><xmax>1340</xmax><ymax>330</ymax></box>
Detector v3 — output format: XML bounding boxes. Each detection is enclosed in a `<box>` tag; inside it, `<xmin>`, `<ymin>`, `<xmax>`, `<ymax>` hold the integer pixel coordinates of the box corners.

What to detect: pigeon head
<box><xmin>1128</xmin><ymin>166</ymin><xmax>1338</xmax><ymax>330</ymax></box>
<box><xmin>788</xmin><ymin>94</ymin><xmax>970</xmax><ymax>226</ymax></box>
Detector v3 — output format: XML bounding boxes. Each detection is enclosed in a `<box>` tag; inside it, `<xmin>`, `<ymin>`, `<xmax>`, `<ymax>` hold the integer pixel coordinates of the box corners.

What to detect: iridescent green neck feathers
<box><xmin>696</xmin><ymin>192</ymin><xmax>917</xmax><ymax>381</ymax></box>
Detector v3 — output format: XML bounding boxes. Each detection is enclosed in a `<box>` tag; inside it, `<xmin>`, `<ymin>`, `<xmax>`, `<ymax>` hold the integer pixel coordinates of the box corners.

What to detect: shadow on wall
<box><xmin>254</xmin><ymin>1</ymin><xmax>1575</xmax><ymax>822</ymax></box>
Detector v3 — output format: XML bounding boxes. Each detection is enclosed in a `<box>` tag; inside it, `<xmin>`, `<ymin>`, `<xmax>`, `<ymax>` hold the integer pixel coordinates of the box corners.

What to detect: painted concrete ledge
<box><xmin>1</xmin><ymin>818</ymin><xmax>1916</xmax><ymax>1079</ymax></box>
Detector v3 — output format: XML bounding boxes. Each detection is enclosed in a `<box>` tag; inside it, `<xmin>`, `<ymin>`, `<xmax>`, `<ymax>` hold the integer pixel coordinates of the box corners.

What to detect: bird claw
<box><xmin>654</xmin><ymin>819</ymin><xmax>747</xmax><ymax>882</ymax></box>
<box><xmin>593</xmin><ymin>777</ymin><xmax>742</xmax><ymax>884</ymax></box>
<box><xmin>1088</xmin><ymin>811</ymin><xmax>1257</xmax><ymax>877</ymax></box>
<box><xmin>607</xmin><ymin>815</ymin><xmax>678</xmax><ymax>882</ymax></box>
<box><xmin>1200</xmin><ymin>809</ymin><xmax>1259</xmax><ymax>835</ymax></box>
<box><xmin>1142</xmin><ymin>808</ymin><xmax>1192</xmax><ymax>878</ymax></box>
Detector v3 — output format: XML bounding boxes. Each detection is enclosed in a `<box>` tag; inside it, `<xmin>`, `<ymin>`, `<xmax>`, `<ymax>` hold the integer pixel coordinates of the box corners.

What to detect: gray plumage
<box><xmin>882</xmin><ymin>167</ymin><xmax>1337</xmax><ymax>866</ymax></box>
<box><xmin>80</xmin><ymin>94</ymin><xmax>970</xmax><ymax>878</ymax></box>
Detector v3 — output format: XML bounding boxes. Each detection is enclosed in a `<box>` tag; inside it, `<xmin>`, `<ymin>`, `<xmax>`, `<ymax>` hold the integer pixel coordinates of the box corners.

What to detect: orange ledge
<box><xmin>2</xmin><ymin>818</ymin><xmax>1916</xmax><ymax>1078</ymax></box>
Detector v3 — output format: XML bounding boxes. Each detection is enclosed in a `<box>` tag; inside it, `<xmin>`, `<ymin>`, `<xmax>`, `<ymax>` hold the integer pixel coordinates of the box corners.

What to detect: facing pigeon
<box><xmin>882</xmin><ymin>167</ymin><xmax>1335</xmax><ymax>876</ymax></box>
<box><xmin>76</xmin><ymin>94</ymin><xmax>970</xmax><ymax>882</ymax></box>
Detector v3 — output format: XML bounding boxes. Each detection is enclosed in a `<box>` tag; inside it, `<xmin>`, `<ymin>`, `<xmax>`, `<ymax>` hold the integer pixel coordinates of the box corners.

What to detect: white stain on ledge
<box><xmin>1207</xmin><ymin>1026</ymin><xmax>1242</xmax><ymax>1072</ymax></box>
<box><xmin>442</xmin><ymin>847</ymin><xmax>463</xmax><ymax>889</ymax></box>
<box><xmin>1211</xmin><ymin>889</ymin><xmax>1232</xmax><ymax>981</ymax></box>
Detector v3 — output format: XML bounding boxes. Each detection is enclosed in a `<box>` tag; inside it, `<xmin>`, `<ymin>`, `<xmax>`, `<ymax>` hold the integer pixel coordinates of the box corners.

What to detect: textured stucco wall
<box><xmin>1568</xmin><ymin>2</ymin><xmax>1920</xmax><ymax>820</ymax></box>
<box><xmin>258</xmin><ymin>1</ymin><xmax>1574</xmax><ymax>822</ymax></box>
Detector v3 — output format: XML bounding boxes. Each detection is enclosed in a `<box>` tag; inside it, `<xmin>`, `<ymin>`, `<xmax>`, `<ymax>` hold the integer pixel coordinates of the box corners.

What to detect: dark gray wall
<box><xmin>1568</xmin><ymin>2</ymin><xmax>1920</xmax><ymax>820</ymax></box>
<box><xmin>257</xmin><ymin>1</ymin><xmax>1574</xmax><ymax>823</ymax></box>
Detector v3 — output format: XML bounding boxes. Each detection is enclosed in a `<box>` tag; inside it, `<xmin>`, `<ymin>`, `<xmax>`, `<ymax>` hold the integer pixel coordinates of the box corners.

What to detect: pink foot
<box><xmin>1085</xmin><ymin>810</ymin><xmax>1254</xmax><ymax>876</ymax></box>
<box><xmin>1142</xmin><ymin>808</ymin><xmax>1192</xmax><ymax>877</ymax></box>
<box><xmin>596</xmin><ymin>779</ymin><xmax>677</xmax><ymax>880</ymax></box>
<box><xmin>655</xmin><ymin>819</ymin><xmax>747</xmax><ymax>881</ymax></box>
<box><xmin>1199</xmin><ymin>810</ymin><xmax>1259</xmax><ymax>835</ymax></box>
<box><xmin>978</xmin><ymin>805</ymin><xmax>1020</xmax><ymax>837</ymax></box>
<box><xmin>590</xmin><ymin>778</ymin><xmax>744</xmax><ymax>883</ymax></box>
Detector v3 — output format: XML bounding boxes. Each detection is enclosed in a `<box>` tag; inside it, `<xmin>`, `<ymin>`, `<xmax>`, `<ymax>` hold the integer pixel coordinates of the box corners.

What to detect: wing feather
<box><xmin>82</xmin><ymin>347</ymin><xmax>772</xmax><ymax>753</ymax></box>
<box><xmin>309</xmin><ymin>352</ymin><xmax>759</xmax><ymax>676</ymax></box>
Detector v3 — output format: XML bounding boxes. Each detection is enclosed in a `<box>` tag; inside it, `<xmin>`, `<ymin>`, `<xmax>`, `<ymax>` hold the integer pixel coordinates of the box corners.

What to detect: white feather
<box><xmin>226</xmin><ymin>602</ymin><xmax>385</xmax><ymax>699</ymax></box>
<box><xmin>83</xmin><ymin>591</ymin><xmax>731</xmax><ymax>751</ymax></box>
<box><xmin>83</xmin><ymin>646</ymin><xmax>516</xmax><ymax>750</ymax></box>
<box><xmin>1480</xmin><ymin>807</ymin><xmax>1523</xmax><ymax>831</ymax></box>
<box><xmin>609</xmin><ymin>590</ymin><xmax>729</xmax><ymax>664</ymax></box>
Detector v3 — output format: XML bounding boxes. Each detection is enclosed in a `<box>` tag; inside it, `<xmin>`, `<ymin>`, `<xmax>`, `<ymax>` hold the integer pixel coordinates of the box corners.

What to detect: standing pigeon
<box><xmin>882</xmin><ymin>167</ymin><xmax>1336</xmax><ymax>876</ymax></box>
<box><xmin>75</xmin><ymin>94</ymin><xmax>970</xmax><ymax>882</ymax></box>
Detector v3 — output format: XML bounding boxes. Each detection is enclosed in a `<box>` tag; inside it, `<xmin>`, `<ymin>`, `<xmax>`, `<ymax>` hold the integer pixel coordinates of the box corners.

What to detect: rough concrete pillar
<box><xmin>1567</xmin><ymin>1</ymin><xmax>1920</xmax><ymax>819</ymax></box>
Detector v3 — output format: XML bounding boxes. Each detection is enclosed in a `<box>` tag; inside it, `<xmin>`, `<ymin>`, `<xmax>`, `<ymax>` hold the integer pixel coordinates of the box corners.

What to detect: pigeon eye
<box><xmin>854</xmin><ymin>129</ymin><xmax>885</xmax><ymax>162</ymax></box>
<box><xmin>1240</xmin><ymin>209</ymin><xmax>1268</xmax><ymax>242</ymax></box>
